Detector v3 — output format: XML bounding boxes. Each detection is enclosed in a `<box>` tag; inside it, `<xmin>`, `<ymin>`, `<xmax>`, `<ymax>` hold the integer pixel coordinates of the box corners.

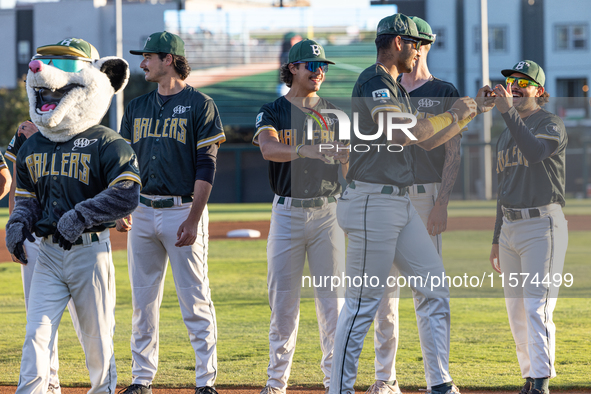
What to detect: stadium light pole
<box><xmin>480</xmin><ymin>0</ymin><xmax>492</xmax><ymax>200</ymax></box>
<box><xmin>110</xmin><ymin>0</ymin><xmax>124</xmax><ymax>132</ymax></box>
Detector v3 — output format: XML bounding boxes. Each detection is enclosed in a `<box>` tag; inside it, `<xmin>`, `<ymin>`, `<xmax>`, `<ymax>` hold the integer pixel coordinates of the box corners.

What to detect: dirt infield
<box><xmin>1</xmin><ymin>215</ymin><xmax>589</xmax><ymax>262</ymax></box>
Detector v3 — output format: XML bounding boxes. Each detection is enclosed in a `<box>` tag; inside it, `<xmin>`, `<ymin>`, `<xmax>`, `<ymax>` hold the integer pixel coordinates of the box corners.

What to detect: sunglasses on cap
<box><xmin>34</xmin><ymin>55</ymin><xmax>92</xmax><ymax>73</ymax></box>
<box><xmin>401</xmin><ymin>36</ymin><xmax>422</xmax><ymax>50</ymax></box>
<box><xmin>293</xmin><ymin>61</ymin><xmax>329</xmax><ymax>73</ymax></box>
<box><xmin>506</xmin><ymin>76</ymin><xmax>540</xmax><ymax>89</ymax></box>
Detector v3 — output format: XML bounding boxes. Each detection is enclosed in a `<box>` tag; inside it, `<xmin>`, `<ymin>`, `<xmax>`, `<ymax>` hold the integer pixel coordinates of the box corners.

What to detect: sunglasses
<box><xmin>34</xmin><ymin>56</ymin><xmax>91</xmax><ymax>73</ymax></box>
<box><xmin>401</xmin><ymin>36</ymin><xmax>422</xmax><ymax>50</ymax></box>
<box><xmin>293</xmin><ymin>61</ymin><xmax>329</xmax><ymax>73</ymax></box>
<box><xmin>505</xmin><ymin>76</ymin><xmax>539</xmax><ymax>88</ymax></box>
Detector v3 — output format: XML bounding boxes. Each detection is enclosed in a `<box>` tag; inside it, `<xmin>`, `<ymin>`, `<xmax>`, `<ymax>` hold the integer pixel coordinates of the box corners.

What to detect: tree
<box><xmin>0</xmin><ymin>79</ymin><xmax>30</xmax><ymax>147</ymax></box>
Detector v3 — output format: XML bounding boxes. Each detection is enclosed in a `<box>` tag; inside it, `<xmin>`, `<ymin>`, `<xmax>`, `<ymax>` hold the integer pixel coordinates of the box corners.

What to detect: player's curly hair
<box><xmin>537</xmin><ymin>91</ymin><xmax>550</xmax><ymax>106</ymax></box>
<box><xmin>158</xmin><ymin>53</ymin><xmax>191</xmax><ymax>80</ymax></box>
<box><xmin>280</xmin><ymin>62</ymin><xmax>302</xmax><ymax>88</ymax></box>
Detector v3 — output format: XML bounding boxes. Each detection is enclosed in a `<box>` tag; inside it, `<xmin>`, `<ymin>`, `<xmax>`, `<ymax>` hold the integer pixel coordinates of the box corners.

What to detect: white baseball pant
<box><xmin>128</xmin><ymin>199</ymin><xmax>217</xmax><ymax>387</ymax></box>
<box><xmin>16</xmin><ymin>231</ymin><xmax>117</xmax><ymax>394</ymax></box>
<box><xmin>265</xmin><ymin>195</ymin><xmax>345</xmax><ymax>390</ymax></box>
<box><xmin>330</xmin><ymin>181</ymin><xmax>452</xmax><ymax>394</ymax></box>
<box><xmin>372</xmin><ymin>182</ymin><xmax>442</xmax><ymax>382</ymax></box>
<box><xmin>21</xmin><ymin>237</ymin><xmax>84</xmax><ymax>388</ymax></box>
<box><xmin>499</xmin><ymin>203</ymin><xmax>568</xmax><ymax>379</ymax></box>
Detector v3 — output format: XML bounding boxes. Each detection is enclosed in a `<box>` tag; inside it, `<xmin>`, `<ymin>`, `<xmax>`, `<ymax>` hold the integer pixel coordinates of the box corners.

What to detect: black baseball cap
<box><xmin>130</xmin><ymin>31</ymin><xmax>185</xmax><ymax>57</ymax></box>
<box><xmin>501</xmin><ymin>60</ymin><xmax>546</xmax><ymax>87</ymax></box>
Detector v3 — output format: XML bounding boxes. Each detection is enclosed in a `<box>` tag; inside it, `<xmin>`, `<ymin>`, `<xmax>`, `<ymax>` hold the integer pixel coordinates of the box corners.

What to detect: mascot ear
<box><xmin>94</xmin><ymin>57</ymin><xmax>130</xmax><ymax>94</ymax></box>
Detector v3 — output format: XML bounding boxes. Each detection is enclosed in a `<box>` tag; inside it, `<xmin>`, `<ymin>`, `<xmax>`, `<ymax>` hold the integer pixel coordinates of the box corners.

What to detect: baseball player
<box><xmin>5</xmin><ymin>38</ymin><xmax>140</xmax><ymax>394</ymax></box>
<box><xmin>367</xmin><ymin>17</ymin><xmax>464</xmax><ymax>394</ymax></box>
<box><xmin>328</xmin><ymin>13</ymin><xmax>491</xmax><ymax>394</ymax></box>
<box><xmin>6</xmin><ymin>121</ymin><xmax>85</xmax><ymax>394</ymax></box>
<box><xmin>487</xmin><ymin>60</ymin><xmax>567</xmax><ymax>394</ymax></box>
<box><xmin>253</xmin><ymin>39</ymin><xmax>347</xmax><ymax>394</ymax></box>
<box><xmin>117</xmin><ymin>31</ymin><xmax>225</xmax><ymax>394</ymax></box>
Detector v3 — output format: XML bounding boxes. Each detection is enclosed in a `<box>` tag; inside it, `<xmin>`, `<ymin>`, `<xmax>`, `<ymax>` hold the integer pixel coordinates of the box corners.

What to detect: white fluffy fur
<box><xmin>26</xmin><ymin>56</ymin><xmax>129</xmax><ymax>142</ymax></box>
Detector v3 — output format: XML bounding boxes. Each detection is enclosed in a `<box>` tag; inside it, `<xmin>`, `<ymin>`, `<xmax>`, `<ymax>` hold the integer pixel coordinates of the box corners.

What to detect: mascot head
<box><xmin>26</xmin><ymin>38</ymin><xmax>130</xmax><ymax>142</ymax></box>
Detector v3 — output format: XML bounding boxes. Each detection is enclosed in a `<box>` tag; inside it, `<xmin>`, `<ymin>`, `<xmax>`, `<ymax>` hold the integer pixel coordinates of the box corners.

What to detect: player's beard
<box><xmin>398</xmin><ymin>45</ymin><xmax>416</xmax><ymax>74</ymax></box>
<box><xmin>514</xmin><ymin>95</ymin><xmax>538</xmax><ymax>112</ymax></box>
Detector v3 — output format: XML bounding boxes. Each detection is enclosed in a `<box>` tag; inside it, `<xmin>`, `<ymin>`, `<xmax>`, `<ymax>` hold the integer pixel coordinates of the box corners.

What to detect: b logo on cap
<box><xmin>60</xmin><ymin>39</ymin><xmax>73</xmax><ymax>47</ymax></box>
<box><xmin>311</xmin><ymin>45</ymin><xmax>321</xmax><ymax>56</ymax></box>
<box><xmin>515</xmin><ymin>61</ymin><xmax>530</xmax><ymax>70</ymax></box>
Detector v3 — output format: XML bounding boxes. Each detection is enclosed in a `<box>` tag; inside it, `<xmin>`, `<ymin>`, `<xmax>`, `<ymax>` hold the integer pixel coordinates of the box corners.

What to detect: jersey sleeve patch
<box><xmin>372</xmin><ymin>89</ymin><xmax>391</xmax><ymax>101</ymax></box>
<box><xmin>256</xmin><ymin>112</ymin><xmax>264</xmax><ymax>127</ymax></box>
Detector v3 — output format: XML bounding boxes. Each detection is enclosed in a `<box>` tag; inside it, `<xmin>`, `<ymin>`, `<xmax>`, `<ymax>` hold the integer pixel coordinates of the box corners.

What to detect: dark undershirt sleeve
<box><xmin>194</xmin><ymin>143</ymin><xmax>218</xmax><ymax>185</ymax></box>
<box><xmin>492</xmin><ymin>199</ymin><xmax>503</xmax><ymax>244</ymax></box>
<box><xmin>501</xmin><ymin>107</ymin><xmax>558</xmax><ymax>164</ymax></box>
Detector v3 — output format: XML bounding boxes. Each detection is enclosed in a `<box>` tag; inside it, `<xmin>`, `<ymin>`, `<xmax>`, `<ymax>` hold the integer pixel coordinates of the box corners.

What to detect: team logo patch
<box><xmin>417</xmin><ymin>98</ymin><xmax>440</xmax><ymax>108</ymax></box>
<box><xmin>72</xmin><ymin>138</ymin><xmax>98</xmax><ymax>151</ymax></box>
<box><xmin>546</xmin><ymin>123</ymin><xmax>559</xmax><ymax>133</ymax></box>
<box><xmin>372</xmin><ymin>89</ymin><xmax>390</xmax><ymax>101</ymax></box>
<box><xmin>172</xmin><ymin>105</ymin><xmax>191</xmax><ymax>117</ymax></box>
<box><xmin>8</xmin><ymin>136</ymin><xmax>15</xmax><ymax>148</ymax></box>
<box><xmin>256</xmin><ymin>112</ymin><xmax>264</xmax><ymax>127</ymax></box>
<box><xmin>130</xmin><ymin>155</ymin><xmax>139</xmax><ymax>172</ymax></box>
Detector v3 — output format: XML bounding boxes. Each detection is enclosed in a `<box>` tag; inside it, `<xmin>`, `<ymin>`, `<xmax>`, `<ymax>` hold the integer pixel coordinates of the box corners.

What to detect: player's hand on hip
<box><xmin>450</xmin><ymin>97</ymin><xmax>477</xmax><ymax>120</ymax></box>
<box><xmin>476</xmin><ymin>85</ymin><xmax>496</xmax><ymax>114</ymax></box>
<box><xmin>490</xmin><ymin>244</ymin><xmax>501</xmax><ymax>274</ymax></box>
<box><xmin>176</xmin><ymin>217</ymin><xmax>199</xmax><ymax>247</ymax></box>
<box><xmin>115</xmin><ymin>215</ymin><xmax>132</xmax><ymax>232</ymax></box>
<box><xmin>426</xmin><ymin>202</ymin><xmax>447</xmax><ymax>236</ymax></box>
<box><xmin>299</xmin><ymin>144</ymin><xmax>332</xmax><ymax>164</ymax></box>
<box><xmin>492</xmin><ymin>83</ymin><xmax>513</xmax><ymax>113</ymax></box>
<box><xmin>18</xmin><ymin>121</ymin><xmax>39</xmax><ymax>139</ymax></box>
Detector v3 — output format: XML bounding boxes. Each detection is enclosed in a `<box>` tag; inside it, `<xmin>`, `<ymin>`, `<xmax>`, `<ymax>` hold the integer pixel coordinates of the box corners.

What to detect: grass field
<box><xmin>1</xmin><ymin>229</ymin><xmax>590</xmax><ymax>389</ymax></box>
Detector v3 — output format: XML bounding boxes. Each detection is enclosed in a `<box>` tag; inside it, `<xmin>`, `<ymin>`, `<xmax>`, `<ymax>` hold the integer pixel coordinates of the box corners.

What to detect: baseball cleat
<box><xmin>259</xmin><ymin>386</ymin><xmax>286</xmax><ymax>394</ymax></box>
<box><xmin>118</xmin><ymin>384</ymin><xmax>152</xmax><ymax>394</ymax></box>
<box><xmin>519</xmin><ymin>381</ymin><xmax>533</xmax><ymax>394</ymax></box>
<box><xmin>47</xmin><ymin>384</ymin><xmax>61</xmax><ymax>394</ymax></box>
<box><xmin>365</xmin><ymin>380</ymin><xmax>402</xmax><ymax>394</ymax></box>
<box><xmin>195</xmin><ymin>387</ymin><xmax>218</xmax><ymax>394</ymax></box>
<box><xmin>421</xmin><ymin>384</ymin><xmax>460</xmax><ymax>394</ymax></box>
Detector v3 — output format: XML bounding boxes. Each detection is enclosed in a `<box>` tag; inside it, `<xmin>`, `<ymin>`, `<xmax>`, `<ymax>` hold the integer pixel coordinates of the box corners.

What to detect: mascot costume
<box><xmin>5</xmin><ymin>38</ymin><xmax>142</xmax><ymax>394</ymax></box>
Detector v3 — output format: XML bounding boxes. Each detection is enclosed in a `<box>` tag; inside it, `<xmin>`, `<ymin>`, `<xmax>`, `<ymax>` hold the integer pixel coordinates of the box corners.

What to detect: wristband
<box><xmin>446</xmin><ymin>109</ymin><xmax>459</xmax><ymax>123</ymax></box>
<box><xmin>426</xmin><ymin>112</ymin><xmax>453</xmax><ymax>135</ymax></box>
<box><xmin>296</xmin><ymin>144</ymin><xmax>305</xmax><ymax>158</ymax></box>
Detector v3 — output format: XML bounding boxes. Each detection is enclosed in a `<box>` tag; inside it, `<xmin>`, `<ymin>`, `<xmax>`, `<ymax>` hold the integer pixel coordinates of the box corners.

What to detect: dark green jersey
<box><xmin>15</xmin><ymin>125</ymin><xmax>142</xmax><ymax>237</ymax></box>
<box><xmin>6</xmin><ymin>128</ymin><xmax>29</xmax><ymax>164</ymax></box>
<box><xmin>496</xmin><ymin>108</ymin><xmax>567</xmax><ymax>208</ymax></box>
<box><xmin>347</xmin><ymin>64</ymin><xmax>416</xmax><ymax>187</ymax></box>
<box><xmin>406</xmin><ymin>78</ymin><xmax>461</xmax><ymax>184</ymax></box>
<box><xmin>120</xmin><ymin>85</ymin><xmax>225</xmax><ymax>196</ymax></box>
<box><xmin>253</xmin><ymin>96</ymin><xmax>342</xmax><ymax>198</ymax></box>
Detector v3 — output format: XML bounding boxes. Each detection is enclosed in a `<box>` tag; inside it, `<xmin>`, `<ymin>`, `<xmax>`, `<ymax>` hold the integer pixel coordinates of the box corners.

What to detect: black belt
<box><xmin>349</xmin><ymin>181</ymin><xmax>409</xmax><ymax>196</ymax></box>
<box><xmin>503</xmin><ymin>208</ymin><xmax>540</xmax><ymax>221</ymax></box>
<box><xmin>52</xmin><ymin>233</ymin><xmax>99</xmax><ymax>246</ymax></box>
<box><xmin>140</xmin><ymin>195</ymin><xmax>193</xmax><ymax>208</ymax></box>
<box><xmin>277</xmin><ymin>196</ymin><xmax>337</xmax><ymax>208</ymax></box>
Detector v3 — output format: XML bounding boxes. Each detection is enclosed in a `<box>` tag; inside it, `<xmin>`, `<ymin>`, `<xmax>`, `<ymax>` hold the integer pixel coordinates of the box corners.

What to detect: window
<box><xmin>556</xmin><ymin>78</ymin><xmax>588</xmax><ymax>118</ymax></box>
<box><xmin>18</xmin><ymin>41</ymin><xmax>30</xmax><ymax>64</ymax></box>
<box><xmin>431</xmin><ymin>28</ymin><xmax>445</xmax><ymax>49</ymax></box>
<box><xmin>555</xmin><ymin>24</ymin><xmax>588</xmax><ymax>50</ymax></box>
<box><xmin>474</xmin><ymin>26</ymin><xmax>508</xmax><ymax>53</ymax></box>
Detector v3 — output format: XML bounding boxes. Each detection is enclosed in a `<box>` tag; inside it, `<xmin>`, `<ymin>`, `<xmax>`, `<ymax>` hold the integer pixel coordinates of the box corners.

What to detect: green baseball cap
<box><xmin>37</xmin><ymin>38</ymin><xmax>100</xmax><ymax>59</ymax></box>
<box><xmin>501</xmin><ymin>60</ymin><xmax>545</xmax><ymax>86</ymax></box>
<box><xmin>288</xmin><ymin>39</ymin><xmax>335</xmax><ymax>65</ymax></box>
<box><xmin>376</xmin><ymin>13</ymin><xmax>420</xmax><ymax>39</ymax></box>
<box><xmin>410</xmin><ymin>16</ymin><xmax>436</xmax><ymax>43</ymax></box>
<box><xmin>130</xmin><ymin>31</ymin><xmax>185</xmax><ymax>57</ymax></box>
